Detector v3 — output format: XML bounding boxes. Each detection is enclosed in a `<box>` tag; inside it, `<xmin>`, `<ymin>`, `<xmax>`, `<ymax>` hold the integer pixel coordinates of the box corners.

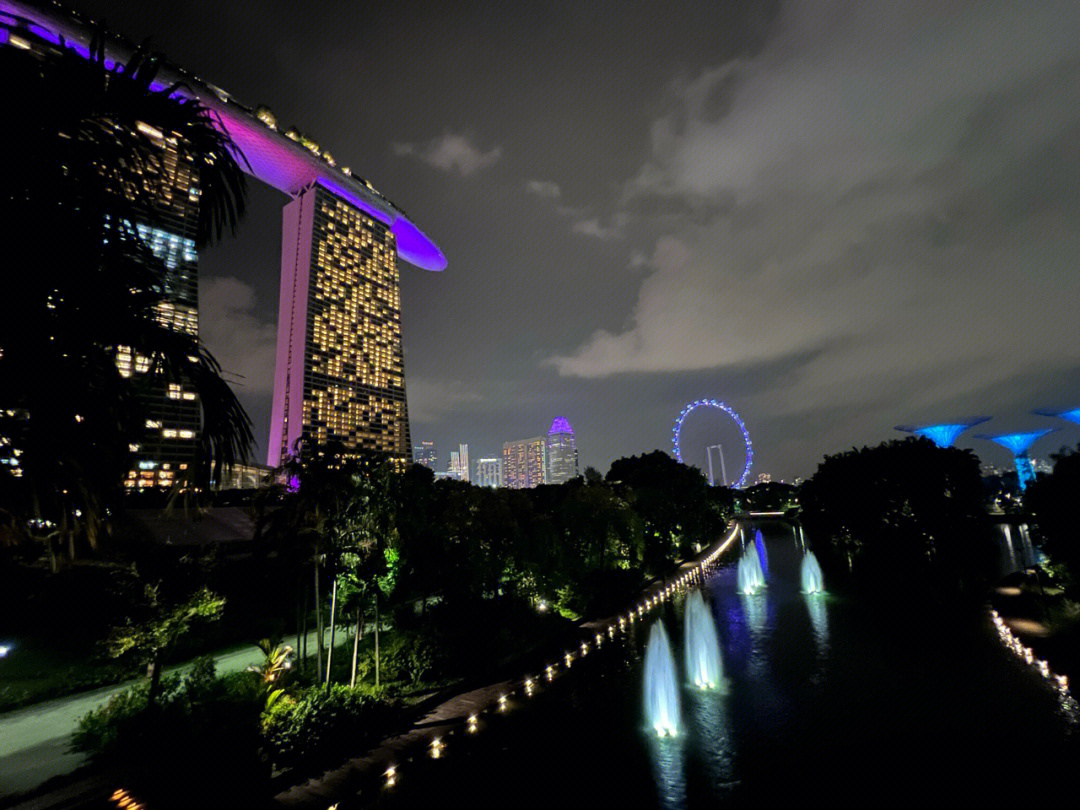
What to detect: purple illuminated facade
<box><xmin>894</xmin><ymin>417</ymin><xmax>990</xmax><ymax>448</ymax></box>
<box><xmin>2</xmin><ymin>1</ymin><xmax>444</xmax><ymax>471</ymax></box>
<box><xmin>545</xmin><ymin>417</ymin><xmax>578</xmax><ymax>485</ymax></box>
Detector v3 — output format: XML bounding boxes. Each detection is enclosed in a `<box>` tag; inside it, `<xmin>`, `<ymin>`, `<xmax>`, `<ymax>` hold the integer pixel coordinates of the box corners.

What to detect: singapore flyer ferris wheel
<box><xmin>672</xmin><ymin>399</ymin><xmax>753</xmax><ymax>488</ymax></box>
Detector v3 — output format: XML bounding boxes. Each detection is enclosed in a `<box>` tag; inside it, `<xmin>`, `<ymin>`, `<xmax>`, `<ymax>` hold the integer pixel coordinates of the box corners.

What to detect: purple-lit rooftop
<box><xmin>548</xmin><ymin>417</ymin><xmax>574</xmax><ymax>436</ymax></box>
<box><xmin>894</xmin><ymin>418</ymin><xmax>990</xmax><ymax>449</ymax></box>
<box><xmin>0</xmin><ymin>0</ymin><xmax>446</xmax><ymax>272</ymax></box>
<box><xmin>975</xmin><ymin>429</ymin><xmax>1056</xmax><ymax>456</ymax></box>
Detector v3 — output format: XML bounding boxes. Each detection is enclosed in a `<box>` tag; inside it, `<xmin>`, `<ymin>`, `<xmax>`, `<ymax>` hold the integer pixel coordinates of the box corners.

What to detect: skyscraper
<box><xmin>475</xmin><ymin>457</ymin><xmax>501</xmax><ymax>487</ymax></box>
<box><xmin>449</xmin><ymin>443</ymin><xmax>470</xmax><ymax>482</ymax></box>
<box><xmin>502</xmin><ymin>436</ymin><xmax>546</xmax><ymax>489</ymax></box>
<box><xmin>413</xmin><ymin>440</ymin><xmax>437</xmax><ymax>470</ymax></box>
<box><xmin>545</xmin><ymin>417</ymin><xmax>579</xmax><ymax>485</ymax></box>
<box><xmin>269</xmin><ymin>183</ymin><xmax>411</xmax><ymax>466</ymax></box>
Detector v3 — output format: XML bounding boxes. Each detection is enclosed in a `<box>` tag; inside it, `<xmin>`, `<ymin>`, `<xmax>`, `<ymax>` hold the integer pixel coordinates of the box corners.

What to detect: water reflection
<box><xmin>687</xmin><ymin>688</ymin><xmax>736</xmax><ymax>799</ymax></box>
<box><xmin>646</xmin><ymin>731</ymin><xmax>687</xmax><ymax>810</ymax></box>
<box><xmin>805</xmin><ymin>594</ymin><xmax>829</xmax><ymax>658</ymax></box>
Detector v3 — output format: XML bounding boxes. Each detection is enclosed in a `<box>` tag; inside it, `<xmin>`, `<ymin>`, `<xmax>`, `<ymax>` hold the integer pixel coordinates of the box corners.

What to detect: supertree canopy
<box><xmin>894</xmin><ymin>417</ymin><xmax>990</xmax><ymax>448</ymax></box>
<box><xmin>1033</xmin><ymin>407</ymin><xmax>1080</xmax><ymax>425</ymax></box>
<box><xmin>975</xmin><ymin>429</ymin><xmax>1056</xmax><ymax>491</ymax></box>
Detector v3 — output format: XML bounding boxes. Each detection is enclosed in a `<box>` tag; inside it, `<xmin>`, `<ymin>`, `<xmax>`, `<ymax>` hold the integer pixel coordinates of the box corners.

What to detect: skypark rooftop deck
<box><xmin>0</xmin><ymin>0</ymin><xmax>446</xmax><ymax>271</ymax></box>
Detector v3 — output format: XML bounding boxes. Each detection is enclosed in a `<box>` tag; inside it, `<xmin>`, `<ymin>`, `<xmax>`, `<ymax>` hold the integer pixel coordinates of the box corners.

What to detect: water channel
<box><xmin>359</xmin><ymin>521</ymin><xmax>1077</xmax><ymax>808</ymax></box>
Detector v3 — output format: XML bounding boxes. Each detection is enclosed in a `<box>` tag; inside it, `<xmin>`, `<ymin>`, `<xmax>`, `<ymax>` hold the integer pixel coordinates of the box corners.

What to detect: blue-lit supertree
<box><xmin>1032</xmin><ymin>407</ymin><xmax>1080</xmax><ymax>426</ymax></box>
<box><xmin>975</xmin><ymin>430</ymin><xmax>1056</xmax><ymax>491</ymax></box>
<box><xmin>894</xmin><ymin>417</ymin><xmax>990</xmax><ymax>448</ymax></box>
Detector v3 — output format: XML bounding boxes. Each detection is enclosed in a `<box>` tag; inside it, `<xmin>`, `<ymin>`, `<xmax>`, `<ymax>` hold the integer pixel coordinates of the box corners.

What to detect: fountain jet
<box><xmin>644</xmin><ymin>621</ymin><xmax>681</xmax><ymax>737</ymax></box>
<box><xmin>801</xmin><ymin>551</ymin><xmax>825</xmax><ymax>594</ymax></box>
<box><xmin>753</xmin><ymin>529</ymin><xmax>769</xmax><ymax>577</ymax></box>
<box><xmin>684</xmin><ymin>591</ymin><xmax>724</xmax><ymax>690</ymax></box>
<box><xmin>736</xmin><ymin>543</ymin><xmax>765</xmax><ymax>594</ymax></box>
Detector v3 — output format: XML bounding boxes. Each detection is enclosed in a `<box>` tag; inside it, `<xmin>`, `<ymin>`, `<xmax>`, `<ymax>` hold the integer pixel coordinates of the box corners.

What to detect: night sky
<box><xmin>75</xmin><ymin>0</ymin><xmax>1080</xmax><ymax>479</ymax></box>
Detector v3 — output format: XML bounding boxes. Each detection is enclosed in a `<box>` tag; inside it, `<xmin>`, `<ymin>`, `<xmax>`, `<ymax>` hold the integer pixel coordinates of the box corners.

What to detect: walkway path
<box><xmin>0</xmin><ymin>630</ymin><xmax>329</xmax><ymax>799</ymax></box>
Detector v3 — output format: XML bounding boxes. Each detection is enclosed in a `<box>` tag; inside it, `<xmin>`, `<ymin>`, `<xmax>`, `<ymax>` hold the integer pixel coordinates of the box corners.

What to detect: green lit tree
<box><xmin>104</xmin><ymin>582</ymin><xmax>225</xmax><ymax>703</ymax></box>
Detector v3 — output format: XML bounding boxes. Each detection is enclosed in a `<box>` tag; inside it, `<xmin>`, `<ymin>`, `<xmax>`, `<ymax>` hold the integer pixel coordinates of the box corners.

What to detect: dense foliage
<box><xmin>800</xmin><ymin>437</ymin><xmax>992</xmax><ymax>604</ymax></box>
<box><xmin>1026</xmin><ymin>444</ymin><xmax>1080</xmax><ymax>594</ymax></box>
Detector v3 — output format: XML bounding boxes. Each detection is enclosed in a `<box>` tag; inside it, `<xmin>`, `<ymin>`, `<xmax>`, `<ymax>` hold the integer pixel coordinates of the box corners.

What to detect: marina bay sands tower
<box><xmin>269</xmin><ymin>182</ymin><xmax>415</xmax><ymax>465</ymax></box>
<box><xmin>3</xmin><ymin>1</ymin><xmax>446</xmax><ymax>474</ymax></box>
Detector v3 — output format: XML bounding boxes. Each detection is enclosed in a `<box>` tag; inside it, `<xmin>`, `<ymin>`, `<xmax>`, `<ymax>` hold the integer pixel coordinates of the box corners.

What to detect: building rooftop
<box><xmin>1</xmin><ymin>0</ymin><xmax>446</xmax><ymax>271</ymax></box>
<box><xmin>548</xmin><ymin>417</ymin><xmax>574</xmax><ymax>436</ymax></box>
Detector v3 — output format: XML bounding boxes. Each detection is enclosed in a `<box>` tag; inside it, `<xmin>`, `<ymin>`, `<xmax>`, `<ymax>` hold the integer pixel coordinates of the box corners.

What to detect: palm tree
<box><xmin>259</xmin><ymin>443</ymin><xmax>397</xmax><ymax>685</ymax></box>
<box><xmin>0</xmin><ymin>26</ymin><xmax>252</xmax><ymax>568</ymax></box>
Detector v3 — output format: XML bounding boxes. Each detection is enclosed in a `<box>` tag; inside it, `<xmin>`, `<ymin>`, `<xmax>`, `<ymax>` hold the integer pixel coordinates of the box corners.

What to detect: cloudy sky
<box><xmin>82</xmin><ymin>0</ymin><xmax>1080</xmax><ymax>479</ymax></box>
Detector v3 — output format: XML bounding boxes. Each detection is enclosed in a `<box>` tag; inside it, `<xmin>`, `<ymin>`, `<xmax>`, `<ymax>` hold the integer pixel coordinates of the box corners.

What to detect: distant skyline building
<box><xmin>413</xmin><ymin>440</ymin><xmax>436</xmax><ymax>470</ymax></box>
<box><xmin>448</xmin><ymin>443</ymin><xmax>470</xmax><ymax>482</ymax></box>
<box><xmin>475</xmin><ymin>457</ymin><xmax>501</xmax><ymax>487</ymax></box>
<box><xmin>545</xmin><ymin>417</ymin><xmax>579</xmax><ymax>485</ymax></box>
<box><xmin>268</xmin><ymin>183</ymin><xmax>412</xmax><ymax>466</ymax></box>
<box><xmin>976</xmin><ymin>430</ymin><xmax>1056</xmax><ymax>491</ymax></box>
<box><xmin>894</xmin><ymin>417</ymin><xmax>990</xmax><ymax>448</ymax></box>
<box><xmin>502</xmin><ymin>436</ymin><xmax>547</xmax><ymax>489</ymax></box>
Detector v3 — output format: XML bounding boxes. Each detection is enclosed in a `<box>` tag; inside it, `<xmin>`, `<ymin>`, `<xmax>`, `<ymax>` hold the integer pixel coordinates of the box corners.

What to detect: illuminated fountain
<box><xmin>753</xmin><ymin>529</ymin><xmax>769</xmax><ymax>578</ymax></box>
<box><xmin>801</xmin><ymin>551</ymin><xmax>825</xmax><ymax>594</ymax></box>
<box><xmin>736</xmin><ymin>543</ymin><xmax>765</xmax><ymax>595</ymax></box>
<box><xmin>684</xmin><ymin>591</ymin><xmax>724</xmax><ymax>690</ymax></box>
<box><xmin>644</xmin><ymin>621</ymin><xmax>681</xmax><ymax>737</ymax></box>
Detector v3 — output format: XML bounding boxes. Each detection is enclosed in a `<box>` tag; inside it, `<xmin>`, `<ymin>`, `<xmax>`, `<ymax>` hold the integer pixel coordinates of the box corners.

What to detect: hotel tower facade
<box><xmin>268</xmin><ymin>183</ymin><xmax>411</xmax><ymax>466</ymax></box>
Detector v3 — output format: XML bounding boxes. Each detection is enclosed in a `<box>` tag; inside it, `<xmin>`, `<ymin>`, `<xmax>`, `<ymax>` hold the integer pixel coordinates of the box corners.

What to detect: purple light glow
<box><xmin>672</xmin><ymin>399</ymin><xmax>753</xmax><ymax>488</ymax></box>
<box><xmin>27</xmin><ymin>22</ymin><xmax>58</xmax><ymax>44</ymax></box>
<box><xmin>0</xmin><ymin>0</ymin><xmax>446</xmax><ymax>273</ymax></box>
<box><xmin>316</xmin><ymin>178</ymin><xmax>392</xmax><ymax>226</ymax></box>
<box><xmin>548</xmin><ymin>417</ymin><xmax>574</xmax><ymax>436</ymax></box>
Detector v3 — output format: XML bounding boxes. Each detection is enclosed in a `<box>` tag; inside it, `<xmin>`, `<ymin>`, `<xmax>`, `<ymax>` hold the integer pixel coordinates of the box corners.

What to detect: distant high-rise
<box><xmin>448</xmin><ymin>443</ymin><xmax>470</xmax><ymax>482</ymax></box>
<box><xmin>413</xmin><ymin>440</ymin><xmax>436</xmax><ymax>470</ymax></box>
<box><xmin>475</xmin><ymin>457</ymin><xmax>501</xmax><ymax>487</ymax></box>
<box><xmin>269</xmin><ymin>183</ymin><xmax>411</xmax><ymax>466</ymax></box>
<box><xmin>448</xmin><ymin>447</ymin><xmax>469</xmax><ymax>481</ymax></box>
<box><xmin>118</xmin><ymin>133</ymin><xmax>203</xmax><ymax>490</ymax></box>
<box><xmin>502</xmin><ymin>436</ymin><xmax>546</xmax><ymax>489</ymax></box>
<box><xmin>545</xmin><ymin>417</ymin><xmax>579</xmax><ymax>485</ymax></box>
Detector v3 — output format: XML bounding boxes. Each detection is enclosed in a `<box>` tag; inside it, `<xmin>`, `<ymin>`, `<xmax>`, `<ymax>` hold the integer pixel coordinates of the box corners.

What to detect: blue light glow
<box><xmin>1033</xmin><ymin>407</ymin><xmax>1080</xmax><ymax>425</ymax></box>
<box><xmin>979</xmin><ymin>430</ymin><xmax>1055</xmax><ymax>456</ymax></box>
<box><xmin>894</xmin><ymin>417</ymin><xmax>990</xmax><ymax>448</ymax></box>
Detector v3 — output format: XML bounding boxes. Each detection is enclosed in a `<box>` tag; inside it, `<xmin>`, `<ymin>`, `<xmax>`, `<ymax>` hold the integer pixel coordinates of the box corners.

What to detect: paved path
<box><xmin>0</xmin><ymin>630</ymin><xmax>329</xmax><ymax>799</ymax></box>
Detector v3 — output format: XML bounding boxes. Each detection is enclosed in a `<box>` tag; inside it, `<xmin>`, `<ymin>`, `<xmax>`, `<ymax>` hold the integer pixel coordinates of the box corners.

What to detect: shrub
<box><xmin>261</xmin><ymin>683</ymin><xmax>397</xmax><ymax>772</ymax></box>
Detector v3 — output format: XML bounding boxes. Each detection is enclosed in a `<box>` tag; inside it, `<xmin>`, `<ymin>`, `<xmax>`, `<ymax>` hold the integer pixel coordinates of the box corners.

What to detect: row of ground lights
<box><xmin>990</xmin><ymin>609</ymin><xmax>1078</xmax><ymax>722</ymax></box>
<box><xmin>380</xmin><ymin>524</ymin><xmax>742</xmax><ymax>790</ymax></box>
